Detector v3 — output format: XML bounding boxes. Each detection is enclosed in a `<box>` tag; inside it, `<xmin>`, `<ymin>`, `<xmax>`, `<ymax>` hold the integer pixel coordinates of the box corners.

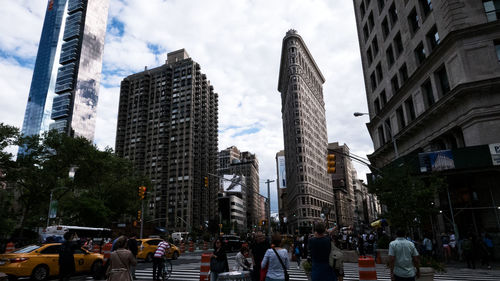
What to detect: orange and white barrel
<box><xmin>358</xmin><ymin>256</ymin><xmax>377</xmax><ymax>280</ymax></box>
<box><xmin>189</xmin><ymin>241</ymin><xmax>195</xmax><ymax>252</ymax></box>
<box><xmin>180</xmin><ymin>242</ymin><xmax>185</xmax><ymax>253</ymax></box>
<box><xmin>5</xmin><ymin>242</ymin><xmax>15</xmax><ymax>253</ymax></box>
<box><xmin>102</xmin><ymin>242</ymin><xmax>112</xmax><ymax>264</ymax></box>
<box><xmin>92</xmin><ymin>244</ymin><xmax>101</xmax><ymax>254</ymax></box>
<box><xmin>203</xmin><ymin>241</ymin><xmax>208</xmax><ymax>251</ymax></box>
<box><xmin>199</xmin><ymin>253</ymin><xmax>211</xmax><ymax>281</ymax></box>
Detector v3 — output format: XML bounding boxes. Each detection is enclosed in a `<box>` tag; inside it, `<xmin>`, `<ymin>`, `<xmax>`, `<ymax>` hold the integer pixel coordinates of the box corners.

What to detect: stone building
<box><xmin>278</xmin><ymin>30</ymin><xmax>334</xmax><ymax>234</ymax></box>
<box><xmin>115</xmin><ymin>49</ymin><xmax>219</xmax><ymax>232</ymax></box>
<box><xmin>353</xmin><ymin>0</ymin><xmax>500</xmax><ymax>235</ymax></box>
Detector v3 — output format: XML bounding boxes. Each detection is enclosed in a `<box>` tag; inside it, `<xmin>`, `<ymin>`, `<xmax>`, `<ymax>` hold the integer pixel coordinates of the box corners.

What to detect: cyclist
<box><xmin>152</xmin><ymin>237</ymin><xmax>171</xmax><ymax>281</ymax></box>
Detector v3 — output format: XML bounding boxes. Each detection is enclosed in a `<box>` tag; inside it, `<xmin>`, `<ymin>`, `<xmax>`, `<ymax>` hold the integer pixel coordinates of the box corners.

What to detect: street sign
<box><xmin>48</xmin><ymin>200</ymin><xmax>58</xmax><ymax>219</ymax></box>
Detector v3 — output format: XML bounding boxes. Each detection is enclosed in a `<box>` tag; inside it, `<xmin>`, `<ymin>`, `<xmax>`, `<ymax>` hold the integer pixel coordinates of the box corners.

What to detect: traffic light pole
<box><xmin>265</xmin><ymin>179</ymin><xmax>274</xmax><ymax>234</ymax></box>
<box><xmin>140</xmin><ymin>200</ymin><xmax>144</xmax><ymax>239</ymax></box>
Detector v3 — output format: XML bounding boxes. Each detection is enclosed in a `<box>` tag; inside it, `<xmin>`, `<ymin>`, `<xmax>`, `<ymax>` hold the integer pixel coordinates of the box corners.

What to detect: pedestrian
<box><xmin>462</xmin><ymin>233</ymin><xmax>476</xmax><ymax>269</ymax></box>
<box><xmin>329</xmin><ymin>234</ymin><xmax>344</xmax><ymax>281</ymax></box>
<box><xmin>234</xmin><ymin>246</ymin><xmax>252</xmax><ymax>271</ymax></box>
<box><xmin>251</xmin><ymin>232</ymin><xmax>270</xmax><ymax>281</ymax></box>
<box><xmin>441</xmin><ymin>233</ymin><xmax>450</xmax><ymax>262</ymax></box>
<box><xmin>106</xmin><ymin>235</ymin><xmax>136</xmax><ymax>281</ymax></box>
<box><xmin>127</xmin><ymin>233</ymin><xmax>139</xmax><ymax>279</ymax></box>
<box><xmin>293</xmin><ymin>238</ymin><xmax>302</xmax><ymax>269</ymax></box>
<box><xmin>483</xmin><ymin>234</ymin><xmax>493</xmax><ymax>269</ymax></box>
<box><xmin>210</xmin><ymin>238</ymin><xmax>229</xmax><ymax>281</ymax></box>
<box><xmin>153</xmin><ymin>237</ymin><xmax>171</xmax><ymax>281</ymax></box>
<box><xmin>58</xmin><ymin>232</ymin><xmax>80</xmax><ymax>281</ymax></box>
<box><xmin>388</xmin><ymin>229</ymin><xmax>420</xmax><ymax>281</ymax></box>
<box><xmin>261</xmin><ymin>233</ymin><xmax>289</xmax><ymax>281</ymax></box>
<box><xmin>308</xmin><ymin>222</ymin><xmax>336</xmax><ymax>281</ymax></box>
<box><xmin>422</xmin><ymin>234</ymin><xmax>433</xmax><ymax>257</ymax></box>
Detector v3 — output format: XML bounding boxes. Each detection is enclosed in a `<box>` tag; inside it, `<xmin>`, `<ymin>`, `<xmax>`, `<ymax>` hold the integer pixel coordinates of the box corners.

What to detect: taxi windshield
<box><xmin>13</xmin><ymin>245</ymin><xmax>41</xmax><ymax>253</ymax></box>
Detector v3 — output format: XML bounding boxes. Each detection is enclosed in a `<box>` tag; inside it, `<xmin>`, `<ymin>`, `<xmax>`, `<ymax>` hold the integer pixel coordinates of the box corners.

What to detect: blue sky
<box><xmin>0</xmin><ymin>0</ymin><xmax>375</xmax><ymax>213</ymax></box>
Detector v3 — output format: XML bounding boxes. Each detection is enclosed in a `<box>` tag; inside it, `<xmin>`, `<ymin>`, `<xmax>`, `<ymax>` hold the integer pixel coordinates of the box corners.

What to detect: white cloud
<box><xmin>0</xmin><ymin>0</ymin><xmax>374</xmax><ymax>213</ymax></box>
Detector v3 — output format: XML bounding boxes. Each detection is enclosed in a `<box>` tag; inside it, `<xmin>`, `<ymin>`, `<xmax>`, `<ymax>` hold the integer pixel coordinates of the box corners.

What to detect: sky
<box><xmin>0</xmin><ymin>0</ymin><xmax>374</xmax><ymax>213</ymax></box>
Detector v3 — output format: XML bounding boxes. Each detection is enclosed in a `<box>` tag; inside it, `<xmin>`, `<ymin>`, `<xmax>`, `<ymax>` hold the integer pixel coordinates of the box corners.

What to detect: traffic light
<box><xmin>327</xmin><ymin>153</ymin><xmax>336</xmax><ymax>174</ymax></box>
<box><xmin>204</xmin><ymin>176</ymin><xmax>208</xmax><ymax>187</ymax></box>
<box><xmin>137</xmin><ymin>210</ymin><xmax>142</xmax><ymax>221</ymax></box>
<box><xmin>138</xmin><ymin>186</ymin><xmax>146</xmax><ymax>200</ymax></box>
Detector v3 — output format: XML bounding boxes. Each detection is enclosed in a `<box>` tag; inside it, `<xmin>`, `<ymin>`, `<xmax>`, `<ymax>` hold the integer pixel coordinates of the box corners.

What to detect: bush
<box><xmin>302</xmin><ymin>260</ymin><xmax>312</xmax><ymax>274</ymax></box>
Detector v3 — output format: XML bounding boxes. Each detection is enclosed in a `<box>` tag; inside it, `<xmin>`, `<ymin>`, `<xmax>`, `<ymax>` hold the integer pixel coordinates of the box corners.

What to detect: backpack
<box><xmin>329</xmin><ymin>241</ymin><xmax>344</xmax><ymax>270</ymax></box>
<box><xmin>294</xmin><ymin>246</ymin><xmax>300</xmax><ymax>255</ymax></box>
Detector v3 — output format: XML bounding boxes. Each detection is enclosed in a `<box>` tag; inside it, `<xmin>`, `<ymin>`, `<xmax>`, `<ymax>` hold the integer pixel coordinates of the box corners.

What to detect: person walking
<box><xmin>127</xmin><ymin>234</ymin><xmax>139</xmax><ymax>279</ymax></box>
<box><xmin>106</xmin><ymin>236</ymin><xmax>136</xmax><ymax>281</ymax></box>
<box><xmin>261</xmin><ymin>233</ymin><xmax>289</xmax><ymax>281</ymax></box>
<box><xmin>388</xmin><ymin>229</ymin><xmax>420</xmax><ymax>281</ymax></box>
<box><xmin>462</xmin><ymin>233</ymin><xmax>476</xmax><ymax>269</ymax></box>
<box><xmin>210</xmin><ymin>238</ymin><xmax>229</xmax><ymax>281</ymax></box>
<box><xmin>234</xmin><ymin>246</ymin><xmax>252</xmax><ymax>271</ymax></box>
<box><xmin>293</xmin><ymin>238</ymin><xmax>302</xmax><ymax>269</ymax></box>
<box><xmin>308</xmin><ymin>222</ymin><xmax>336</xmax><ymax>281</ymax></box>
<box><xmin>58</xmin><ymin>232</ymin><xmax>80</xmax><ymax>281</ymax></box>
<box><xmin>251</xmin><ymin>232</ymin><xmax>270</xmax><ymax>281</ymax></box>
<box><xmin>422</xmin><ymin>234</ymin><xmax>433</xmax><ymax>257</ymax></box>
<box><xmin>152</xmin><ymin>237</ymin><xmax>171</xmax><ymax>281</ymax></box>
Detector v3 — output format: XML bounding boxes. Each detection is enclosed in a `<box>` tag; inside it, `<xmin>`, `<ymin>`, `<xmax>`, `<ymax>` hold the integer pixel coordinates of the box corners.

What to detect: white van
<box><xmin>172</xmin><ymin>232</ymin><xmax>189</xmax><ymax>243</ymax></box>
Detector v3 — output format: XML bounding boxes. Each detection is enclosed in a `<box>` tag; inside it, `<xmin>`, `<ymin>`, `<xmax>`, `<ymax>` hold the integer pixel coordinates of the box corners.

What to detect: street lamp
<box><xmin>46</xmin><ymin>166</ymin><xmax>78</xmax><ymax>227</ymax></box>
<box><xmin>354</xmin><ymin>112</ymin><xmax>399</xmax><ymax>158</ymax></box>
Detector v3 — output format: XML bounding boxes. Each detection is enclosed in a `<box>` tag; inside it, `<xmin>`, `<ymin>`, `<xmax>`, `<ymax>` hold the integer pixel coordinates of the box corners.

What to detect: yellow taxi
<box><xmin>0</xmin><ymin>243</ymin><xmax>104</xmax><ymax>281</ymax></box>
<box><xmin>137</xmin><ymin>238</ymin><xmax>181</xmax><ymax>262</ymax></box>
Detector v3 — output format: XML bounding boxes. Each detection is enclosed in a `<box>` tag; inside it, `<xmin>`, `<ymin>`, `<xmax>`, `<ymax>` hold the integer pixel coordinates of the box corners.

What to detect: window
<box><xmin>368</xmin><ymin>12</ymin><xmax>375</xmax><ymax>31</ymax></box>
<box><xmin>496</xmin><ymin>40</ymin><xmax>500</xmax><ymax>61</ymax></box>
<box><xmin>378</xmin><ymin>0</ymin><xmax>385</xmax><ymax>11</ymax></box>
<box><xmin>408</xmin><ymin>8</ymin><xmax>420</xmax><ymax>34</ymax></box>
<box><xmin>389</xmin><ymin>3</ymin><xmax>398</xmax><ymax>25</ymax></box>
<box><xmin>363</xmin><ymin>24</ymin><xmax>370</xmax><ymax>42</ymax></box>
<box><xmin>414</xmin><ymin>42</ymin><xmax>426</xmax><ymax>65</ymax></box>
<box><xmin>376</xmin><ymin>62</ymin><xmax>383</xmax><ymax>82</ymax></box>
<box><xmin>378</xmin><ymin>126</ymin><xmax>386</xmax><ymax>145</ymax></box>
<box><xmin>421</xmin><ymin>79</ymin><xmax>435</xmax><ymax>108</ymax></box>
<box><xmin>399</xmin><ymin>63</ymin><xmax>408</xmax><ymax>83</ymax></box>
<box><xmin>382</xmin><ymin>17</ymin><xmax>390</xmax><ymax>39</ymax></box>
<box><xmin>372</xmin><ymin>37</ymin><xmax>379</xmax><ymax>55</ymax></box>
<box><xmin>404</xmin><ymin>97</ymin><xmax>416</xmax><ymax>121</ymax></box>
<box><xmin>360</xmin><ymin>2</ymin><xmax>366</xmax><ymax>18</ymax></box>
<box><xmin>384</xmin><ymin>119</ymin><xmax>392</xmax><ymax>141</ymax></box>
<box><xmin>420</xmin><ymin>0</ymin><xmax>433</xmax><ymax>18</ymax></box>
<box><xmin>435</xmin><ymin>65</ymin><xmax>451</xmax><ymax>95</ymax></box>
<box><xmin>391</xmin><ymin>75</ymin><xmax>400</xmax><ymax>94</ymax></box>
<box><xmin>367</xmin><ymin>47</ymin><xmax>373</xmax><ymax>65</ymax></box>
<box><xmin>396</xmin><ymin>106</ymin><xmax>406</xmax><ymax>129</ymax></box>
<box><xmin>483</xmin><ymin>0</ymin><xmax>500</xmax><ymax>22</ymax></box>
<box><xmin>370</xmin><ymin>72</ymin><xmax>377</xmax><ymax>91</ymax></box>
<box><xmin>374</xmin><ymin>98</ymin><xmax>381</xmax><ymax>114</ymax></box>
<box><xmin>380</xmin><ymin>90</ymin><xmax>387</xmax><ymax>106</ymax></box>
<box><xmin>394</xmin><ymin>32</ymin><xmax>404</xmax><ymax>57</ymax></box>
<box><xmin>41</xmin><ymin>245</ymin><xmax>61</xmax><ymax>254</ymax></box>
<box><xmin>427</xmin><ymin>25</ymin><xmax>440</xmax><ymax>51</ymax></box>
<box><xmin>386</xmin><ymin>45</ymin><xmax>395</xmax><ymax>67</ymax></box>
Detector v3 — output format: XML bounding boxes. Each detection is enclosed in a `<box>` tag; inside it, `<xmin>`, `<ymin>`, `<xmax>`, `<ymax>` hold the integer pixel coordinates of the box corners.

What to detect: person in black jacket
<box><xmin>59</xmin><ymin>232</ymin><xmax>80</xmax><ymax>281</ymax></box>
<box><xmin>127</xmin><ymin>234</ymin><xmax>139</xmax><ymax>279</ymax></box>
<box><xmin>210</xmin><ymin>238</ymin><xmax>229</xmax><ymax>281</ymax></box>
<box><xmin>250</xmin><ymin>232</ymin><xmax>270</xmax><ymax>281</ymax></box>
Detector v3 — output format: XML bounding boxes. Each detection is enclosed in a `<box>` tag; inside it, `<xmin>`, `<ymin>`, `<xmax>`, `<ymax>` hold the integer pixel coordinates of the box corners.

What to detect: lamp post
<box><xmin>46</xmin><ymin>166</ymin><xmax>78</xmax><ymax>227</ymax></box>
<box><xmin>354</xmin><ymin>112</ymin><xmax>399</xmax><ymax>158</ymax></box>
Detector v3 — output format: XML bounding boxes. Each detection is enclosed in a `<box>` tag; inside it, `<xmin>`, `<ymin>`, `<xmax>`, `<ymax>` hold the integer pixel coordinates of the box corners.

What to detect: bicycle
<box><xmin>161</xmin><ymin>258</ymin><xmax>173</xmax><ymax>281</ymax></box>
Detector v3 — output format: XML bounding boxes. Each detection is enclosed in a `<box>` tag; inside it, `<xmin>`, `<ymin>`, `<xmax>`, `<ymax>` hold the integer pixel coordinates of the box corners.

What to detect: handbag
<box><xmin>272</xmin><ymin>248</ymin><xmax>289</xmax><ymax>281</ymax></box>
<box><xmin>259</xmin><ymin>265</ymin><xmax>268</xmax><ymax>281</ymax></box>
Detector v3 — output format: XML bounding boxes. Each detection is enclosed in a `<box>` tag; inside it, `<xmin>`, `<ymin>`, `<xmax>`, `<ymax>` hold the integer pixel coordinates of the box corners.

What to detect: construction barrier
<box><xmin>5</xmin><ymin>242</ymin><xmax>14</xmax><ymax>253</ymax></box>
<box><xmin>102</xmin><ymin>242</ymin><xmax>112</xmax><ymax>264</ymax></box>
<box><xmin>358</xmin><ymin>256</ymin><xmax>377</xmax><ymax>281</ymax></box>
<box><xmin>189</xmin><ymin>240</ymin><xmax>195</xmax><ymax>252</ymax></box>
<box><xmin>92</xmin><ymin>244</ymin><xmax>101</xmax><ymax>254</ymax></box>
<box><xmin>203</xmin><ymin>241</ymin><xmax>208</xmax><ymax>251</ymax></box>
<box><xmin>180</xmin><ymin>242</ymin><xmax>185</xmax><ymax>253</ymax></box>
<box><xmin>199</xmin><ymin>253</ymin><xmax>211</xmax><ymax>281</ymax></box>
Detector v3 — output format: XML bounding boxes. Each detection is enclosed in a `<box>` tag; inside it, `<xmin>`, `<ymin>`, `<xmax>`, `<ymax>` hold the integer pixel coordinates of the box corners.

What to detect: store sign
<box><xmin>489</xmin><ymin>143</ymin><xmax>500</xmax><ymax>166</ymax></box>
<box><xmin>278</xmin><ymin>156</ymin><xmax>286</xmax><ymax>188</ymax></box>
<box><xmin>419</xmin><ymin>150</ymin><xmax>455</xmax><ymax>172</ymax></box>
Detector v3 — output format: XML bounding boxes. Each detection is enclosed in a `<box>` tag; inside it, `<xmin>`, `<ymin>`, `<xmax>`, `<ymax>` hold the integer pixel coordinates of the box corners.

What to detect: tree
<box><xmin>368</xmin><ymin>165</ymin><xmax>446</xmax><ymax>233</ymax></box>
<box><xmin>0</xmin><ymin>123</ymin><xmax>19</xmax><ymax>238</ymax></box>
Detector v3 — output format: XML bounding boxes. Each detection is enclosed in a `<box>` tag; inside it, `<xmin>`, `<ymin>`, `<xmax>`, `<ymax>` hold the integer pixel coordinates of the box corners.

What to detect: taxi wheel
<box><xmin>31</xmin><ymin>265</ymin><xmax>49</xmax><ymax>281</ymax></box>
<box><xmin>145</xmin><ymin>253</ymin><xmax>154</xmax><ymax>262</ymax></box>
<box><xmin>172</xmin><ymin>251</ymin><xmax>179</xmax><ymax>260</ymax></box>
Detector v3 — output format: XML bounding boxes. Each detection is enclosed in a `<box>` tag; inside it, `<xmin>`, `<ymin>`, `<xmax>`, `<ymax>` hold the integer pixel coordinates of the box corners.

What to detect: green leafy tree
<box><xmin>368</xmin><ymin>165</ymin><xmax>446</xmax><ymax>231</ymax></box>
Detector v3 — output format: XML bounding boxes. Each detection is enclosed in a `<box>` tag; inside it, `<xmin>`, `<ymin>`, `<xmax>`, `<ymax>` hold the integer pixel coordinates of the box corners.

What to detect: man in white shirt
<box><xmin>389</xmin><ymin>229</ymin><xmax>420</xmax><ymax>281</ymax></box>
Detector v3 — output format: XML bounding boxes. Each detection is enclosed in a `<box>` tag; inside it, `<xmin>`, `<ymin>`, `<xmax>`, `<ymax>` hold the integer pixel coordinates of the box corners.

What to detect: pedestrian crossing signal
<box><xmin>327</xmin><ymin>154</ymin><xmax>336</xmax><ymax>174</ymax></box>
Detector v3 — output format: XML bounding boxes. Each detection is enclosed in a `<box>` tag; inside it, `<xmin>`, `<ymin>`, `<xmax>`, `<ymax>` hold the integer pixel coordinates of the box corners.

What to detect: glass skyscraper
<box><xmin>20</xmin><ymin>0</ymin><xmax>109</xmax><ymax>144</ymax></box>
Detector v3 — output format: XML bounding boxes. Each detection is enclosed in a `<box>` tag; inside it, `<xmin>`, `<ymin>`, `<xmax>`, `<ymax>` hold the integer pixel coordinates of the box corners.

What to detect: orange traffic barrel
<box><xmin>199</xmin><ymin>253</ymin><xmax>211</xmax><ymax>281</ymax></box>
<box><xmin>203</xmin><ymin>241</ymin><xmax>208</xmax><ymax>251</ymax></box>
<box><xmin>5</xmin><ymin>242</ymin><xmax>15</xmax><ymax>253</ymax></box>
<box><xmin>189</xmin><ymin>240</ymin><xmax>195</xmax><ymax>252</ymax></box>
<box><xmin>180</xmin><ymin>242</ymin><xmax>185</xmax><ymax>253</ymax></box>
<box><xmin>92</xmin><ymin>244</ymin><xmax>101</xmax><ymax>253</ymax></box>
<box><xmin>358</xmin><ymin>256</ymin><xmax>377</xmax><ymax>280</ymax></box>
<box><xmin>102</xmin><ymin>242</ymin><xmax>112</xmax><ymax>264</ymax></box>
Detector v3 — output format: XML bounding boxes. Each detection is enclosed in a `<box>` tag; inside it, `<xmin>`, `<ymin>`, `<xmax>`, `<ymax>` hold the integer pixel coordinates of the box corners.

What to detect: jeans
<box><xmin>210</xmin><ymin>271</ymin><xmax>219</xmax><ymax>281</ymax></box>
<box><xmin>153</xmin><ymin>257</ymin><xmax>164</xmax><ymax>280</ymax></box>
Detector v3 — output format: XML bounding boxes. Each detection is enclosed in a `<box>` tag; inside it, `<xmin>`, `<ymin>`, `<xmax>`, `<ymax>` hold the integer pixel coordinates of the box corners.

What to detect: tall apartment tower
<box><xmin>20</xmin><ymin>0</ymin><xmax>109</xmax><ymax>141</ymax></box>
<box><xmin>115</xmin><ymin>49</ymin><xmax>219</xmax><ymax>232</ymax></box>
<box><xmin>353</xmin><ymin>0</ymin><xmax>500</xmax><ymax>167</ymax></box>
<box><xmin>328</xmin><ymin>142</ymin><xmax>355</xmax><ymax>228</ymax></box>
<box><xmin>278</xmin><ymin>30</ymin><xmax>334</xmax><ymax>233</ymax></box>
<box><xmin>218</xmin><ymin>146</ymin><xmax>260</xmax><ymax>230</ymax></box>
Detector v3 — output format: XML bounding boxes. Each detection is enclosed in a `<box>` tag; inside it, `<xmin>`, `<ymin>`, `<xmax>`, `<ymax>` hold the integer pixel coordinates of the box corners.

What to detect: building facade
<box><xmin>21</xmin><ymin>0</ymin><xmax>109</xmax><ymax>142</ymax></box>
<box><xmin>328</xmin><ymin>142</ymin><xmax>355</xmax><ymax>228</ymax></box>
<box><xmin>353</xmin><ymin>0</ymin><xmax>500</xmax><ymax>235</ymax></box>
<box><xmin>278</xmin><ymin>30</ymin><xmax>334</xmax><ymax>234</ymax></box>
<box><xmin>115</xmin><ymin>49</ymin><xmax>219</xmax><ymax>232</ymax></box>
<box><xmin>218</xmin><ymin>175</ymin><xmax>247</xmax><ymax>234</ymax></box>
<box><xmin>218</xmin><ymin>147</ymin><xmax>261</xmax><ymax>230</ymax></box>
<box><xmin>353</xmin><ymin>179</ymin><xmax>381</xmax><ymax>233</ymax></box>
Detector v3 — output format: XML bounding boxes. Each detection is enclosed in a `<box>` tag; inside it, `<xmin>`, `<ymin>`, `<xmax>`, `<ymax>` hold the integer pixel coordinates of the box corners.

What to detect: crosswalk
<box><xmin>70</xmin><ymin>260</ymin><xmax>500</xmax><ymax>281</ymax></box>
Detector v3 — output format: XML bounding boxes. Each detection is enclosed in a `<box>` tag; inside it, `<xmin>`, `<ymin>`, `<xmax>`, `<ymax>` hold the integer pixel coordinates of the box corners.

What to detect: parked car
<box><xmin>137</xmin><ymin>238</ymin><xmax>180</xmax><ymax>262</ymax></box>
<box><xmin>0</xmin><ymin>243</ymin><xmax>103</xmax><ymax>281</ymax></box>
<box><xmin>220</xmin><ymin>235</ymin><xmax>243</xmax><ymax>252</ymax></box>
